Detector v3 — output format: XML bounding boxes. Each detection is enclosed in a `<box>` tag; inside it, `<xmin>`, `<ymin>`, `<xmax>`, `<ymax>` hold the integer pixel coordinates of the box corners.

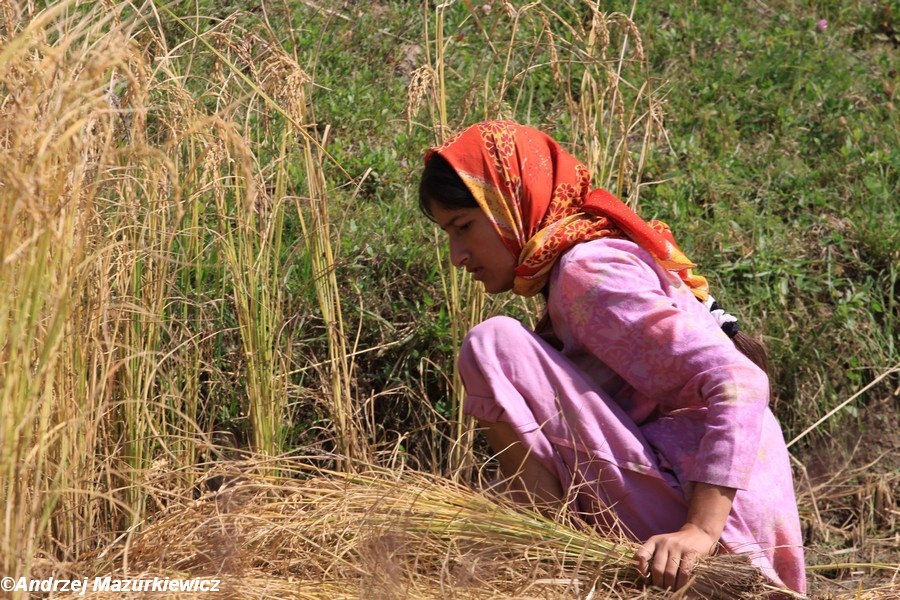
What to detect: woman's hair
<box><xmin>418</xmin><ymin>150</ymin><xmax>771</xmax><ymax>375</ymax></box>
<box><xmin>733</xmin><ymin>331</ymin><xmax>770</xmax><ymax>375</ymax></box>
<box><xmin>418</xmin><ymin>152</ymin><xmax>478</xmax><ymax>220</ymax></box>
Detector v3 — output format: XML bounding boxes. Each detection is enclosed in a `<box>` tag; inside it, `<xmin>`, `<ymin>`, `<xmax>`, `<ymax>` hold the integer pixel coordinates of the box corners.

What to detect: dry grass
<box><xmin>794</xmin><ymin>429</ymin><xmax>900</xmax><ymax>599</ymax></box>
<box><xmin>46</xmin><ymin>453</ymin><xmax>897</xmax><ymax>599</ymax></box>
<box><xmin>55</xmin><ymin>458</ymin><xmax>785</xmax><ymax>600</ymax></box>
<box><xmin>20</xmin><ymin>453</ymin><xmax>897</xmax><ymax>599</ymax></box>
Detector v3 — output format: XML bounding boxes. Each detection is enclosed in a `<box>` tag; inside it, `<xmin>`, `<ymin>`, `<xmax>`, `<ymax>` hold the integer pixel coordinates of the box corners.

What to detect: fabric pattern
<box><xmin>459</xmin><ymin>239</ymin><xmax>807</xmax><ymax>594</ymax></box>
<box><xmin>426</xmin><ymin>120</ymin><xmax>708</xmax><ymax>298</ymax></box>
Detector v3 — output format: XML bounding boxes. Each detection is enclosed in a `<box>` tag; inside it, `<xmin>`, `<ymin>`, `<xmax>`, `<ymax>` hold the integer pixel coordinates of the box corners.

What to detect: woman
<box><xmin>418</xmin><ymin>120</ymin><xmax>806</xmax><ymax>594</ymax></box>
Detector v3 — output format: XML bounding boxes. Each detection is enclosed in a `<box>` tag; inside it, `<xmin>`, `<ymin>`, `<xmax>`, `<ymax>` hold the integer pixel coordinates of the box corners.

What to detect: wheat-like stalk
<box><xmin>68</xmin><ymin>461</ymin><xmax>784</xmax><ymax>599</ymax></box>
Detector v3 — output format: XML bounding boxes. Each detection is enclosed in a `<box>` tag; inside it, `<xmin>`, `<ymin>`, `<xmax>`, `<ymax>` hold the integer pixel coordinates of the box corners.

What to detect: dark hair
<box><xmin>733</xmin><ymin>331</ymin><xmax>770</xmax><ymax>376</ymax></box>
<box><xmin>418</xmin><ymin>152</ymin><xmax>478</xmax><ymax>220</ymax></box>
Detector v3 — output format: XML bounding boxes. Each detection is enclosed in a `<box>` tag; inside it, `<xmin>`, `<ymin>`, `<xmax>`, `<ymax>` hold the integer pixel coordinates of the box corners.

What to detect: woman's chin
<box><xmin>480</xmin><ymin>281</ymin><xmax>514</xmax><ymax>295</ymax></box>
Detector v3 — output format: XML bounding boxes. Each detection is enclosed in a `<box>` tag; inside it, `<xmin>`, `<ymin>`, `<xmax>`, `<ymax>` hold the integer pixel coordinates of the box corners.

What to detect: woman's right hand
<box><xmin>635</xmin><ymin>523</ymin><xmax>717</xmax><ymax>589</ymax></box>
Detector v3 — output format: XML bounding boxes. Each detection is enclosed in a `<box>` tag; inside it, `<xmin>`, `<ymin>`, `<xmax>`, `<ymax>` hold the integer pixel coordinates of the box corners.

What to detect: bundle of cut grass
<box><xmin>66</xmin><ymin>458</ymin><xmax>792</xmax><ymax>600</ymax></box>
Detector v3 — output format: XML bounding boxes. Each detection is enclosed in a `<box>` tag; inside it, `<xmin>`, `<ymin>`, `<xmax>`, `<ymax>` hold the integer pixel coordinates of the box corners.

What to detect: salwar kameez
<box><xmin>458</xmin><ymin>239</ymin><xmax>806</xmax><ymax>594</ymax></box>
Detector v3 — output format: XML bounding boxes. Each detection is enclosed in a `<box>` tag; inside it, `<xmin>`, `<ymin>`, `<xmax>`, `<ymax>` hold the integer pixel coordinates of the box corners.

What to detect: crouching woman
<box><xmin>418</xmin><ymin>120</ymin><xmax>806</xmax><ymax>595</ymax></box>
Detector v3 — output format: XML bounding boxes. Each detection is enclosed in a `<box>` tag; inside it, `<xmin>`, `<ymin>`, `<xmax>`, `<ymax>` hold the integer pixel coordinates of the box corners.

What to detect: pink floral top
<box><xmin>547</xmin><ymin>238</ymin><xmax>770</xmax><ymax>490</ymax></box>
<box><xmin>539</xmin><ymin>237</ymin><xmax>806</xmax><ymax>593</ymax></box>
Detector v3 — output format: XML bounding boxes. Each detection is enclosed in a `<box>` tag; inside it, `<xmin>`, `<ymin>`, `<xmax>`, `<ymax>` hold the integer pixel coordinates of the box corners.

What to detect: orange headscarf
<box><xmin>426</xmin><ymin>120</ymin><xmax>709</xmax><ymax>299</ymax></box>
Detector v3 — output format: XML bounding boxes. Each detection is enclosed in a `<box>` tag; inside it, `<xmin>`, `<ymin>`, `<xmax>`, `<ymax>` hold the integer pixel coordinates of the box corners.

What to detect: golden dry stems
<box><xmin>411</xmin><ymin>1</ymin><xmax>660</xmax><ymax>196</ymax></box>
<box><xmin>214</xmin><ymin>21</ymin><xmax>366</xmax><ymax>468</ymax></box>
<box><xmin>293</xmin><ymin>117</ymin><xmax>364</xmax><ymax>468</ymax></box>
<box><xmin>416</xmin><ymin>1</ymin><xmax>488</xmax><ymax>481</ymax></box>
<box><xmin>69</xmin><ymin>461</ymin><xmax>776</xmax><ymax>600</ymax></box>
<box><xmin>541</xmin><ymin>3</ymin><xmax>656</xmax><ymax>205</ymax></box>
<box><xmin>168</xmin><ymin>6</ymin><xmax>361</xmax><ymax>464</ymax></box>
<box><xmin>0</xmin><ymin>0</ymin><xmax>139</xmax><ymax>573</ymax></box>
<box><xmin>207</xmin><ymin>117</ymin><xmax>290</xmax><ymax>459</ymax></box>
<box><xmin>0</xmin><ymin>0</ymin><xmax>333</xmax><ymax>580</ymax></box>
<box><xmin>0</xmin><ymin>0</ymin><xmax>18</xmax><ymax>38</ymax></box>
<box><xmin>1</xmin><ymin>3</ymin><xmax>896</xmax><ymax>600</ymax></box>
<box><xmin>795</xmin><ymin>453</ymin><xmax>898</xmax><ymax>552</ymax></box>
<box><xmin>405</xmin><ymin>64</ymin><xmax>437</xmax><ymax>127</ymax></box>
<box><xmin>435</xmin><ymin>234</ymin><xmax>485</xmax><ymax>481</ymax></box>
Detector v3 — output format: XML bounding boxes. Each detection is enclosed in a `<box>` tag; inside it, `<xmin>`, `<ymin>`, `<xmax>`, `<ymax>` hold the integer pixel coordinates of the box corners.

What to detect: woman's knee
<box><xmin>460</xmin><ymin>316</ymin><xmax>531</xmax><ymax>363</ymax></box>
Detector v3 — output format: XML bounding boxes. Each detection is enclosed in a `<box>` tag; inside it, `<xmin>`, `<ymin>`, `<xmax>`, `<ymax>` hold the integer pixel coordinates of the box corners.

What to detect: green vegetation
<box><xmin>630</xmin><ymin>2</ymin><xmax>898</xmax><ymax>441</ymax></box>
<box><xmin>0</xmin><ymin>0</ymin><xmax>896</xmax><ymax>597</ymax></box>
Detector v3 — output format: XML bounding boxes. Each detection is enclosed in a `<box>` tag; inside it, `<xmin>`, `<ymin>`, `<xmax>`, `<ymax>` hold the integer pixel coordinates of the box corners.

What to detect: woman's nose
<box><xmin>449</xmin><ymin>238</ymin><xmax>468</xmax><ymax>268</ymax></box>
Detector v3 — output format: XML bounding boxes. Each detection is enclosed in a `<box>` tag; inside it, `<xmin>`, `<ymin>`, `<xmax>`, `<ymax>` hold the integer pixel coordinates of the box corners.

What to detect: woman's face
<box><xmin>429</xmin><ymin>202</ymin><xmax>517</xmax><ymax>294</ymax></box>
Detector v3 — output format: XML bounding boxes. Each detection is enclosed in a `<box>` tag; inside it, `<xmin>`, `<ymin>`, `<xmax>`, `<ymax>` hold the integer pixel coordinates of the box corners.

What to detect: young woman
<box><xmin>418</xmin><ymin>120</ymin><xmax>806</xmax><ymax>595</ymax></box>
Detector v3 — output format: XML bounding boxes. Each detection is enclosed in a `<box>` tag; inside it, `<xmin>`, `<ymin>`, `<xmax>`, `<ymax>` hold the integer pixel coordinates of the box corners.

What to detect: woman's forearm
<box><xmin>683</xmin><ymin>481</ymin><xmax>736</xmax><ymax>541</ymax></box>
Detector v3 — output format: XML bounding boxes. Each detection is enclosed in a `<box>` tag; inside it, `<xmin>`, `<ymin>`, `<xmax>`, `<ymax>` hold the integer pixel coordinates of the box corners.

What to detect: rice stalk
<box><xmin>433</xmin><ymin>236</ymin><xmax>485</xmax><ymax>482</ymax></box>
<box><xmin>562</xmin><ymin>1</ymin><xmax>660</xmax><ymax>209</ymax></box>
<box><xmin>291</xmin><ymin>93</ymin><xmax>363</xmax><ymax>469</ymax></box>
<box><xmin>3</xmin><ymin>3</ymin><xmax>893</xmax><ymax>600</ymax></box>
<box><xmin>787</xmin><ymin>363</ymin><xmax>900</xmax><ymax>449</ymax></box>
<box><xmin>413</xmin><ymin>1</ymin><xmax>666</xmax><ymax>480</ymax></box>
<box><xmin>1</xmin><ymin>0</ymin><xmax>315</xmax><ymax>583</ymax></box>
<box><xmin>457</xmin><ymin>1</ymin><xmax>662</xmax><ymax>209</ymax></box>
<box><xmin>164</xmin><ymin>10</ymin><xmax>366</xmax><ymax>464</ymax></box>
<box><xmin>423</xmin><ymin>0</ymin><xmax>450</xmax><ymax>140</ymax></box>
<box><xmin>76</xmin><ymin>460</ymin><xmax>777</xmax><ymax>600</ymax></box>
<box><xmin>0</xmin><ymin>0</ymin><xmax>139</xmax><ymax>577</ymax></box>
<box><xmin>205</xmin><ymin>118</ymin><xmax>288</xmax><ymax>459</ymax></box>
<box><xmin>209</xmin><ymin>18</ymin><xmax>365</xmax><ymax>467</ymax></box>
<box><xmin>417</xmin><ymin>2</ymin><xmax>489</xmax><ymax>480</ymax></box>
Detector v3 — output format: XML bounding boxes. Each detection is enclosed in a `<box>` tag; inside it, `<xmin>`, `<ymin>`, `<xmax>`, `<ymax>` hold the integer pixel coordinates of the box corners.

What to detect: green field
<box><xmin>1</xmin><ymin>1</ymin><xmax>897</xmax><ymax>597</ymax></box>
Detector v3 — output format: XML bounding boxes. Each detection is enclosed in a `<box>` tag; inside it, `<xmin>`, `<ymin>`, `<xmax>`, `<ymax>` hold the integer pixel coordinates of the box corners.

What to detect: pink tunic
<box><xmin>458</xmin><ymin>238</ymin><xmax>806</xmax><ymax>594</ymax></box>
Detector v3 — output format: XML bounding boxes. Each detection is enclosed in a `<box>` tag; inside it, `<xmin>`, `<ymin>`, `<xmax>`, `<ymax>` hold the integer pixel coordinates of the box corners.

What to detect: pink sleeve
<box><xmin>548</xmin><ymin>240</ymin><xmax>770</xmax><ymax>490</ymax></box>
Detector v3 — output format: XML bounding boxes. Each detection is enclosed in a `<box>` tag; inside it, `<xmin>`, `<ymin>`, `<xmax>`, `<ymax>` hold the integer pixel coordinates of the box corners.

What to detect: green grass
<box><xmin>276</xmin><ymin>0</ymin><xmax>898</xmax><ymax>453</ymax></box>
<box><xmin>628</xmin><ymin>1</ymin><xmax>898</xmax><ymax>439</ymax></box>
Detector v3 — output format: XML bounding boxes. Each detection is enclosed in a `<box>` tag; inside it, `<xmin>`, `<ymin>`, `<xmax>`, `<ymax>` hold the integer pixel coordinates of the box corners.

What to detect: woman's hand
<box><xmin>635</xmin><ymin>523</ymin><xmax>718</xmax><ymax>589</ymax></box>
<box><xmin>635</xmin><ymin>482</ymin><xmax>737</xmax><ymax>590</ymax></box>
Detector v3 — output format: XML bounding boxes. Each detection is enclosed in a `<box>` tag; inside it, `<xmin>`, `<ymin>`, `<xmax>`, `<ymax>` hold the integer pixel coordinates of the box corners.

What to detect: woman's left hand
<box><xmin>635</xmin><ymin>523</ymin><xmax>718</xmax><ymax>590</ymax></box>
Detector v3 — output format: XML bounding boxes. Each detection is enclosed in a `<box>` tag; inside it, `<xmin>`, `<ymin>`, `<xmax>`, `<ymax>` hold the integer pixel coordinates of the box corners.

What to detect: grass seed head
<box><xmin>260</xmin><ymin>46</ymin><xmax>311</xmax><ymax>125</ymax></box>
<box><xmin>406</xmin><ymin>65</ymin><xmax>436</xmax><ymax>124</ymax></box>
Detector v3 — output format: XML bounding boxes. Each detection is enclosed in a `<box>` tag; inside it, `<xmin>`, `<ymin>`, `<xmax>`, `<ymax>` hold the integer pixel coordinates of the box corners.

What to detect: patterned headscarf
<box><xmin>425</xmin><ymin>120</ymin><xmax>709</xmax><ymax>299</ymax></box>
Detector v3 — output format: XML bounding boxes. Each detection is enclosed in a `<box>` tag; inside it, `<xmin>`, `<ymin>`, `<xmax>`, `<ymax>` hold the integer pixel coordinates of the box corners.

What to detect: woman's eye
<box><xmin>458</xmin><ymin>222</ymin><xmax>471</xmax><ymax>232</ymax></box>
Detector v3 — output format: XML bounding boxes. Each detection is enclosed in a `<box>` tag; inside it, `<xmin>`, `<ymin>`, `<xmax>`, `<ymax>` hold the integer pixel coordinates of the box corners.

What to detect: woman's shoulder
<box><xmin>550</xmin><ymin>237</ymin><xmax>686</xmax><ymax>303</ymax></box>
<box><xmin>556</xmin><ymin>237</ymin><xmax>659</xmax><ymax>277</ymax></box>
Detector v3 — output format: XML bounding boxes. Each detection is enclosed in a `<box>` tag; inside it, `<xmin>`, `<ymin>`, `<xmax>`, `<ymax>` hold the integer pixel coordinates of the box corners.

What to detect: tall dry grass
<box><xmin>0</xmin><ymin>0</ymin><xmax>682</xmax><ymax>592</ymax></box>
<box><xmin>0</xmin><ymin>0</ymin><xmax>147</xmax><ymax>573</ymax></box>
<box><xmin>67</xmin><ymin>459</ymin><xmax>786</xmax><ymax>600</ymax></box>
<box><xmin>411</xmin><ymin>1</ymin><xmax>488</xmax><ymax>481</ymax></box>
<box><xmin>0</xmin><ymin>0</ymin><xmax>344</xmax><ymax>584</ymax></box>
